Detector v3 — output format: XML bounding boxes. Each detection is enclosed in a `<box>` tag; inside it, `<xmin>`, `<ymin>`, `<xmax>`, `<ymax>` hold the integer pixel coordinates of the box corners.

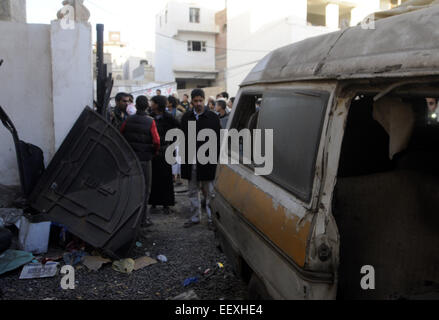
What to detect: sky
<box><xmin>26</xmin><ymin>0</ymin><xmax>226</xmax><ymax>53</ymax></box>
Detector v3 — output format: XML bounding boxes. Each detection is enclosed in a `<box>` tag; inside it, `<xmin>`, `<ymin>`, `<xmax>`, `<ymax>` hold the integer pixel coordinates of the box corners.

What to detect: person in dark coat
<box><xmin>120</xmin><ymin>95</ymin><xmax>160</xmax><ymax>227</ymax></box>
<box><xmin>180</xmin><ymin>89</ymin><xmax>221</xmax><ymax>230</ymax></box>
<box><xmin>110</xmin><ymin>92</ymin><xmax>130</xmax><ymax>129</ymax></box>
<box><xmin>148</xmin><ymin>95</ymin><xmax>180</xmax><ymax>214</ymax></box>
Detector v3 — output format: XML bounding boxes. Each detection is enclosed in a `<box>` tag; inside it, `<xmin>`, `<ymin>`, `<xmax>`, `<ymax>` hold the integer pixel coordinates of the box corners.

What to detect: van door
<box><xmin>213</xmin><ymin>85</ymin><xmax>338</xmax><ymax>299</ymax></box>
<box><xmin>29</xmin><ymin>107</ymin><xmax>146</xmax><ymax>259</ymax></box>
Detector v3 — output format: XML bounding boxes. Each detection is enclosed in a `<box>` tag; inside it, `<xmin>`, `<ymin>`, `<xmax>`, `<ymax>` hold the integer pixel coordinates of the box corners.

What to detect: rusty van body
<box><xmin>211</xmin><ymin>6</ymin><xmax>439</xmax><ymax>299</ymax></box>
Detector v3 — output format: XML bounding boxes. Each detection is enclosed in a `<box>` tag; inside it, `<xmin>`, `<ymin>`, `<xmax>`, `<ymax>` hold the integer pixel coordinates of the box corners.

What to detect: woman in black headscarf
<box><xmin>148</xmin><ymin>95</ymin><xmax>180</xmax><ymax>214</ymax></box>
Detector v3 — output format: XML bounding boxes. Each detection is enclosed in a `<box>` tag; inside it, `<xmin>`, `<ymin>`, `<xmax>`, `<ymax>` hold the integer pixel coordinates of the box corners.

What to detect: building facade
<box><xmin>155</xmin><ymin>1</ymin><xmax>219</xmax><ymax>89</ymax></box>
<box><xmin>226</xmin><ymin>0</ymin><xmax>408</xmax><ymax>96</ymax></box>
<box><xmin>214</xmin><ymin>8</ymin><xmax>227</xmax><ymax>89</ymax></box>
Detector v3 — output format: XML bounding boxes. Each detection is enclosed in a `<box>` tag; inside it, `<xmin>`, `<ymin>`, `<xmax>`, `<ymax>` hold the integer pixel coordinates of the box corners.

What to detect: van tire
<box><xmin>248</xmin><ymin>273</ymin><xmax>271</xmax><ymax>300</ymax></box>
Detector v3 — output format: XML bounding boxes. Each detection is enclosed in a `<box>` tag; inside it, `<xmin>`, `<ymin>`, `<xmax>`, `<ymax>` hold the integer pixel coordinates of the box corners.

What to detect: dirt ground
<box><xmin>0</xmin><ymin>182</ymin><xmax>249</xmax><ymax>300</ymax></box>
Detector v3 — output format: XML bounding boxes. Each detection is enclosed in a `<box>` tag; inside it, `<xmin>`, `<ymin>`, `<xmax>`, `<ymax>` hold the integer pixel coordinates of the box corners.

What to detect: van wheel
<box><xmin>248</xmin><ymin>273</ymin><xmax>271</xmax><ymax>300</ymax></box>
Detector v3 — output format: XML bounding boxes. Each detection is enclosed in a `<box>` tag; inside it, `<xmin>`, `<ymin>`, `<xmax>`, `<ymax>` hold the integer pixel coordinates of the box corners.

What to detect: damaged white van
<box><xmin>211</xmin><ymin>5</ymin><xmax>439</xmax><ymax>299</ymax></box>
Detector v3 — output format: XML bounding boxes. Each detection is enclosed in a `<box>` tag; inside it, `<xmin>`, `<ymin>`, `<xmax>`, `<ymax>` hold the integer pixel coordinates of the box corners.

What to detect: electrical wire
<box><xmin>155</xmin><ymin>32</ymin><xmax>271</xmax><ymax>53</ymax></box>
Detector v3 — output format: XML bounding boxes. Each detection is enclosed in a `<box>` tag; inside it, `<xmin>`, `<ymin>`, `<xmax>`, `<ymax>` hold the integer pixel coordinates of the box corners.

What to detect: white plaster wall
<box><xmin>160</xmin><ymin>1</ymin><xmax>218</xmax><ymax>36</ymax></box>
<box><xmin>155</xmin><ymin>0</ymin><xmax>218</xmax><ymax>82</ymax></box>
<box><xmin>226</xmin><ymin>0</ymin><xmax>336</xmax><ymax>96</ymax></box>
<box><xmin>0</xmin><ymin>19</ymin><xmax>93</xmax><ymax>187</ymax></box>
<box><xmin>226</xmin><ymin>0</ymin><xmax>385</xmax><ymax>96</ymax></box>
<box><xmin>173</xmin><ymin>32</ymin><xmax>216</xmax><ymax>71</ymax></box>
<box><xmin>0</xmin><ymin>21</ymin><xmax>54</xmax><ymax>185</ymax></box>
<box><xmin>50</xmin><ymin>20</ymin><xmax>93</xmax><ymax>150</ymax></box>
<box><xmin>155</xmin><ymin>30</ymin><xmax>175</xmax><ymax>82</ymax></box>
<box><xmin>10</xmin><ymin>0</ymin><xmax>26</xmax><ymax>23</ymax></box>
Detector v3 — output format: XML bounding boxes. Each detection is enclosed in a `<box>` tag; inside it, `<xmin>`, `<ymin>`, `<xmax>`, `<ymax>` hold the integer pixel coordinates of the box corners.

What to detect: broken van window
<box><xmin>257</xmin><ymin>90</ymin><xmax>329</xmax><ymax>202</ymax></box>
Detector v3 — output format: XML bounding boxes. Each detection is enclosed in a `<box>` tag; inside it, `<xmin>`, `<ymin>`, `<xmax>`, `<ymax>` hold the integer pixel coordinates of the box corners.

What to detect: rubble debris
<box><xmin>19</xmin><ymin>262</ymin><xmax>59</xmax><ymax>279</ymax></box>
<box><xmin>217</xmin><ymin>262</ymin><xmax>224</xmax><ymax>269</ymax></box>
<box><xmin>112</xmin><ymin>258</ymin><xmax>135</xmax><ymax>274</ymax></box>
<box><xmin>63</xmin><ymin>251</ymin><xmax>86</xmax><ymax>266</ymax></box>
<box><xmin>0</xmin><ymin>250</ymin><xmax>34</xmax><ymax>276</ymax></box>
<box><xmin>82</xmin><ymin>255</ymin><xmax>111</xmax><ymax>272</ymax></box>
<box><xmin>133</xmin><ymin>256</ymin><xmax>157</xmax><ymax>271</ymax></box>
<box><xmin>0</xmin><ymin>208</ymin><xmax>23</xmax><ymax>228</ymax></box>
<box><xmin>157</xmin><ymin>255</ymin><xmax>168</xmax><ymax>263</ymax></box>
<box><xmin>171</xmin><ymin>290</ymin><xmax>200</xmax><ymax>300</ymax></box>
<box><xmin>183</xmin><ymin>277</ymin><xmax>198</xmax><ymax>287</ymax></box>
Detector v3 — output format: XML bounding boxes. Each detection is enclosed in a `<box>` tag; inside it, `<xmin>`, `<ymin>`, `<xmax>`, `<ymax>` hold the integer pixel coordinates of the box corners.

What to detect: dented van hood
<box><xmin>29</xmin><ymin>107</ymin><xmax>145</xmax><ymax>259</ymax></box>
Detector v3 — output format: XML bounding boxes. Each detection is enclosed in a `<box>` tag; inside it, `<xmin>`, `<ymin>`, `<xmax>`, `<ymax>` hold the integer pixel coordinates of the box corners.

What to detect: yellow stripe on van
<box><xmin>216</xmin><ymin>165</ymin><xmax>311</xmax><ymax>268</ymax></box>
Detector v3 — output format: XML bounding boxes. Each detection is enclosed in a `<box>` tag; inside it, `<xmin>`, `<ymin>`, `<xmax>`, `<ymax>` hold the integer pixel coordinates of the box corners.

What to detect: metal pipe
<box><xmin>96</xmin><ymin>24</ymin><xmax>104</xmax><ymax>115</ymax></box>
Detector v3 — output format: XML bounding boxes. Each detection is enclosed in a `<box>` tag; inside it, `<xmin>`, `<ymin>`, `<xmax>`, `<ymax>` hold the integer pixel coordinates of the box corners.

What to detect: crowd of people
<box><xmin>109</xmin><ymin>89</ymin><xmax>234</xmax><ymax>230</ymax></box>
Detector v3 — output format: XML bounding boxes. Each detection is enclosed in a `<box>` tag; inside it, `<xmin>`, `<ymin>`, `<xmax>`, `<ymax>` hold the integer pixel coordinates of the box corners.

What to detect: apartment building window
<box><xmin>190</xmin><ymin>8</ymin><xmax>200</xmax><ymax>23</ymax></box>
<box><xmin>188</xmin><ymin>41</ymin><xmax>206</xmax><ymax>52</ymax></box>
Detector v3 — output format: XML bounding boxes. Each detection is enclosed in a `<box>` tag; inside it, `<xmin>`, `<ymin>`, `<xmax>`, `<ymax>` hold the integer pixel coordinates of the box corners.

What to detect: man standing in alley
<box><xmin>181</xmin><ymin>89</ymin><xmax>221</xmax><ymax>230</ymax></box>
<box><xmin>215</xmin><ymin>98</ymin><xmax>229</xmax><ymax>129</ymax></box>
<box><xmin>110</xmin><ymin>92</ymin><xmax>130</xmax><ymax>129</ymax></box>
<box><xmin>120</xmin><ymin>95</ymin><xmax>161</xmax><ymax>227</ymax></box>
<box><xmin>181</xmin><ymin>94</ymin><xmax>191</xmax><ymax>111</ymax></box>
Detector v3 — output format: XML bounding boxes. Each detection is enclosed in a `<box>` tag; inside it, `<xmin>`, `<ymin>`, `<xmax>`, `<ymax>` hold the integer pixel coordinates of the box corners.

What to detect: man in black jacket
<box><xmin>180</xmin><ymin>89</ymin><xmax>221</xmax><ymax>230</ymax></box>
<box><xmin>120</xmin><ymin>95</ymin><xmax>160</xmax><ymax>227</ymax></box>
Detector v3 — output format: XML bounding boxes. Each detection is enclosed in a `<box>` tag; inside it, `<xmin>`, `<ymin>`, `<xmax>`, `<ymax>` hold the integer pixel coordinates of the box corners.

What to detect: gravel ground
<box><xmin>0</xmin><ymin>182</ymin><xmax>249</xmax><ymax>300</ymax></box>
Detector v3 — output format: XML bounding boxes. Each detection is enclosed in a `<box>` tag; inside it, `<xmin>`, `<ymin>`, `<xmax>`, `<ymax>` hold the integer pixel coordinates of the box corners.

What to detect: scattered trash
<box><xmin>144</xmin><ymin>251</ymin><xmax>151</xmax><ymax>257</ymax></box>
<box><xmin>112</xmin><ymin>258</ymin><xmax>135</xmax><ymax>274</ymax></box>
<box><xmin>203</xmin><ymin>268</ymin><xmax>211</xmax><ymax>275</ymax></box>
<box><xmin>38</xmin><ymin>251</ymin><xmax>63</xmax><ymax>265</ymax></box>
<box><xmin>65</xmin><ymin>239</ymin><xmax>86</xmax><ymax>252</ymax></box>
<box><xmin>172</xmin><ymin>290</ymin><xmax>200</xmax><ymax>300</ymax></box>
<box><xmin>17</xmin><ymin>216</ymin><xmax>51</xmax><ymax>254</ymax></box>
<box><xmin>217</xmin><ymin>262</ymin><xmax>224</xmax><ymax>269</ymax></box>
<box><xmin>0</xmin><ymin>249</ymin><xmax>34</xmax><ymax>276</ymax></box>
<box><xmin>157</xmin><ymin>255</ymin><xmax>168</xmax><ymax>263</ymax></box>
<box><xmin>82</xmin><ymin>255</ymin><xmax>111</xmax><ymax>272</ymax></box>
<box><xmin>63</xmin><ymin>251</ymin><xmax>86</xmax><ymax>266</ymax></box>
<box><xmin>19</xmin><ymin>262</ymin><xmax>59</xmax><ymax>279</ymax></box>
<box><xmin>134</xmin><ymin>256</ymin><xmax>157</xmax><ymax>271</ymax></box>
<box><xmin>0</xmin><ymin>208</ymin><xmax>23</xmax><ymax>228</ymax></box>
<box><xmin>183</xmin><ymin>277</ymin><xmax>198</xmax><ymax>287</ymax></box>
<box><xmin>135</xmin><ymin>242</ymin><xmax>143</xmax><ymax>248</ymax></box>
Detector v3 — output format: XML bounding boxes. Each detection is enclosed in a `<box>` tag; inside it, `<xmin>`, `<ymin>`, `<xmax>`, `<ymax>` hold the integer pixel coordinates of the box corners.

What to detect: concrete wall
<box><xmin>51</xmin><ymin>20</ymin><xmax>93</xmax><ymax>150</ymax></box>
<box><xmin>0</xmin><ymin>0</ymin><xmax>26</xmax><ymax>23</ymax></box>
<box><xmin>0</xmin><ymin>19</ymin><xmax>93</xmax><ymax>186</ymax></box>
<box><xmin>0</xmin><ymin>21</ymin><xmax>54</xmax><ymax>185</ymax></box>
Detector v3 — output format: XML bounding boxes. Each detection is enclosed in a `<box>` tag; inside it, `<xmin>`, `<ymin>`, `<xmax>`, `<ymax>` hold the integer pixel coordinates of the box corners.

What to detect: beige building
<box><xmin>214</xmin><ymin>8</ymin><xmax>227</xmax><ymax>89</ymax></box>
